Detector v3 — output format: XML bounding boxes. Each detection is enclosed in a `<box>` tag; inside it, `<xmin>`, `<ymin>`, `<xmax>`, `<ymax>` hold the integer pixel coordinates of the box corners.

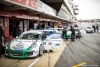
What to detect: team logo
<box><xmin>16</xmin><ymin>41</ymin><xmax>24</xmax><ymax>48</ymax></box>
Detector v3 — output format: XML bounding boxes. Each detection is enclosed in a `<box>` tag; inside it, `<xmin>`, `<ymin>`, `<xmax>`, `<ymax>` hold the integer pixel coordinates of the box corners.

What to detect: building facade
<box><xmin>0</xmin><ymin>0</ymin><xmax>78</xmax><ymax>39</ymax></box>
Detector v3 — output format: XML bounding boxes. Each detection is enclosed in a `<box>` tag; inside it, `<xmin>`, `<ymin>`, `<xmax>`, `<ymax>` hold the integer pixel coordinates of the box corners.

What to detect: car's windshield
<box><xmin>19</xmin><ymin>33</ymin><xmax>39</xmax><ymax>40</ymax></box>
<box><xmin>43</xmin><ymin>31</ymin><xmax>54</xmax><ymax>34</ymax></box>
<box><xmin>45</xmin><ymin>28</ymin><xmax>60</xmax><ymax>33</ymax></box>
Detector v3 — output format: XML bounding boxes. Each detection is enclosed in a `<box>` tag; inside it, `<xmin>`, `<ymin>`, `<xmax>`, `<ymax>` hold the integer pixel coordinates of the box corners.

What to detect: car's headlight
<box><xmin>31</xmin><ymin>42</ymin><xmax>37</xmax><ymax>49</ymax></box>
<box><xmin>5</xmin><ymin>41</ymin><xmax>11</xmax><ymax>49</ymax></box>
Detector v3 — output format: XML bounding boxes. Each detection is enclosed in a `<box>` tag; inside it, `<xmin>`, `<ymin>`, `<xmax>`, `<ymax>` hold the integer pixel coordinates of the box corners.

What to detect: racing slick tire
<box><xmin>44</xmin><ymin>50</ymin><xmax>47</xmax><ymax>53</ymax></box>
<box><xmin>39</xmin><ymin>45</ymin><xmax>44</xmax><ymax>56</ymax></box>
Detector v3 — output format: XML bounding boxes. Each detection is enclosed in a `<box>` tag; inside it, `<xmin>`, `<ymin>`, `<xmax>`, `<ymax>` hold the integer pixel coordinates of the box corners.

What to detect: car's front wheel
<box><xmin>39</xmin><ymin>45</ymin><xmax>44</xmax><ymax>56</ymax></box>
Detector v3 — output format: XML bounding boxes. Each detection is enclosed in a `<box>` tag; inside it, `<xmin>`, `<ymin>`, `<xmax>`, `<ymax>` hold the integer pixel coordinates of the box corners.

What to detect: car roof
<box><xmin>22</xmin><ymin>30</ymin><xmax>43</xmax><ymax>34</ymax></box>
<box><xmin>30</xmin><ymin>30</ymin><xmax>54</xmax><ymax>31</ymax></box>
<box><xmin>45</xmin><ymin>28</ymin><xmax>57</xmax><ymax>30</ymax></box>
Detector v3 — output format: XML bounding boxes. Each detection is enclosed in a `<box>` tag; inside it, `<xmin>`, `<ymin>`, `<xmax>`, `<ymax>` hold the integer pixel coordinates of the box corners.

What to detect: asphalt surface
<box><xmin>54</xmin><ymin>33</ymin><xmax>100</xmax><ymax>67</ymax></box>
<box><xmin>0</xmin><ymin>33</ymin><xmax>100</xmax><ymax>67</ymax></box>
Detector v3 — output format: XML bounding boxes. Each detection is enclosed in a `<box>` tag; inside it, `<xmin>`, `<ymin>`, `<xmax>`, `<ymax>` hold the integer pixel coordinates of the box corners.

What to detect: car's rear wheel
<box><xmin>39</xmin><ymin>45</ymin><xmax>43</xmax><ymax>56</ymax></box>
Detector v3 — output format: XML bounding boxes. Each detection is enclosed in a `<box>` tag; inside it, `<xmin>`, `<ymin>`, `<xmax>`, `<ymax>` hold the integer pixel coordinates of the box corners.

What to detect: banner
<box><xmin>11</xmin><ymin>0</ymin><xmax>37</xmax><ymax>9</ymax></box>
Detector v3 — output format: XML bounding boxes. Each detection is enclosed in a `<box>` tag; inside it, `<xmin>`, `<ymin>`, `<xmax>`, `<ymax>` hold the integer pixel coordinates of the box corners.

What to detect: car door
<box><xmin>41</xmin><ymin>33</ymin><xmax>53</xmax><ymax>50</ymax></box>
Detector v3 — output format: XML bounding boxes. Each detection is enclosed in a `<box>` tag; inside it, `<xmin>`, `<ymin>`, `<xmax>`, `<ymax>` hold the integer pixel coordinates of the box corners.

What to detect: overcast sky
<box><xmin>73</xmin><ymin>0</ymin><xmax>100</xmax><ymax>20</ymax></box>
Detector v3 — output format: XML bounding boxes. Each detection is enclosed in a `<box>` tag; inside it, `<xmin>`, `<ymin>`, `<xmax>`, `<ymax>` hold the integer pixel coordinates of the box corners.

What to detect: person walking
<box><xmin>96</xmin><ymin>24</ymin><xmax>99</xmax><ymax>33</ymax></box>
<box><xmin>0</xmin><ymin>22</ymin><xmax>5</xmax><ymax>57</ymax></box>
<box><xmin>70</xmin><ymin>26</ymin><xmax>75</xmax><ymax>41</ymax></box>
<box><xmin>62</xmin><ymin>24</ymin><xmax>68</xmax><ymax>41</ymax></box>
<box><xmin>92</xmin><ymin>25</ymin><xmax>96</xmax><ymax>32</ymax></box>
<box><xmin>16</xmin><ymin>24</ymin><xmax>23</xmax><ymax>37</ymax></box>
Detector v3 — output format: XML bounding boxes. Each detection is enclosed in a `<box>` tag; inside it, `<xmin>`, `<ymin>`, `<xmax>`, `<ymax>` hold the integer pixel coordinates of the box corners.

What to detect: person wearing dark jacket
<box><xmin>70</xmin><ymin>26</ymin><xmax>75</xmax><ymax>41</ymax></box>
<box><xmin>96</xmin><ymin>24</ymin><xmax>99</xmax><ymax>33</ymax></box>
<box><xmin>0</xmin><ymin>22</ymin><xmax>5</xmax><ymax>57</ymax></box>
<box><xmin>16</xmin><ymin>24</ymin><xmax>22</xmax><ymax>37</ymax></box>
<box><xmin>92</xmin><ymin>25</ymin><xmax>96</xmax><ymax>32</ymax></box>
<box><xmin>36</xmin><ymin>23</ymin><xmax>42</xmax><ymax>29</ymax></box>
<box><xmin>62</xmin><ymin>25</ymin><xmax>68</xmax><ymax>41</ymax></box>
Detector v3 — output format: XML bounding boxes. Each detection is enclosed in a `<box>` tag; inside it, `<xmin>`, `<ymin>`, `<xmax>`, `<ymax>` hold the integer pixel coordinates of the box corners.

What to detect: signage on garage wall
<box><xmin>11</xmin><ymin>0</ymin><xmax>38</xmax><ymax>9</ymax></box>
<box><xmin>26</xmin><ymin>0</ymin><xmax>37</xmax><ymax>9</ymax></box>
<box><xmin>11</xmin><ymin>0</ymin><xmax>26</xmax><ymax>6</ymax></box>
<box><xmin>42</xmin><ymin>3</ymin><xmax>56</xmax><ymax>16</ymax></box>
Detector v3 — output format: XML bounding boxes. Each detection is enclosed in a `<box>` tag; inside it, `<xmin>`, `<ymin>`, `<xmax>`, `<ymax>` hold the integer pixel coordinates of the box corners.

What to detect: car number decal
<box><xmin>42</xmin><ymin>42</ymin><xmax>46</xmax><ymax>45</ymax></box>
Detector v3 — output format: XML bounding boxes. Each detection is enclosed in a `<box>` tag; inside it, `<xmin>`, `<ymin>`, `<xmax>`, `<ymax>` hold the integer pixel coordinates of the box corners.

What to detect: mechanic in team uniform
<box><xmin>70</xmin><ymin>25</ymin><xmax>75</xmax><ymax>41</ymax></box>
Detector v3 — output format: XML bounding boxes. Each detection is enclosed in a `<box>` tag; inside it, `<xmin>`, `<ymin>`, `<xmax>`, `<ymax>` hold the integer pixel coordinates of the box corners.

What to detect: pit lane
<box><xmin>0</xmin><ymin>40</ymin><xmax>66</xmax><ymax>67</ymax></box>
<box><xmin>54</xmin><ymin>33</ymin><xmax>100</xmax><ymax>67</ymax></box>
<box><xmin>0</xmin><ymin>33</ymin><xmax>100</xmax><ymax>67</ymax></box>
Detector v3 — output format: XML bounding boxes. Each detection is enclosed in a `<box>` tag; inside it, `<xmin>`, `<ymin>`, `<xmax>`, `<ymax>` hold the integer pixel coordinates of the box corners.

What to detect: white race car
<box><xmin>85</xmin><ymin>26</ymin><xmax>94</xmax><ymax>33</ymax></box>
<box><xmin>5</xmin><ymin>31</ymin><xmax>46</xmax><ymax>58</ymax></box>
<box><xmin>30</xmin><ymin>30</ymin><xmax>63</xmax><ymax>50</ymax></box>
<box><xmin>5</xmin><ymin>30</ymin><xmax>63</xmax><ymax>58</ymax></box>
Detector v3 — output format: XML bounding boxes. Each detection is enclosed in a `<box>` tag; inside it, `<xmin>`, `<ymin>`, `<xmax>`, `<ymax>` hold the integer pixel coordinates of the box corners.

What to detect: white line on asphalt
<box><xmin>28</xmin><ymin>59</ymin><xmax>39</xmax><ymax>67</ymax></box>
<box><xmin>94</xmin><ymin>45</ymin><xmax>97</xmax><ymax>48</ymax></box>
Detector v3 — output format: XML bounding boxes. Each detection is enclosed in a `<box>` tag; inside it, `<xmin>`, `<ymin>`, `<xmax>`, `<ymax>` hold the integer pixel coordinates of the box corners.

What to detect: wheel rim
<box><xmin>40</xmin><ymin>45</ymin><xmax>43</xmax><ymax>55</ymax></box>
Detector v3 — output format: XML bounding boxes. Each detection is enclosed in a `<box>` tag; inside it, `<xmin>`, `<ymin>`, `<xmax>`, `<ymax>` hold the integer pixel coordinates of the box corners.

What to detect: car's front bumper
<box><xmin>86</xmin><ymin>30</ymin><xmax>93</xmax><ymax>33</ymax></box>
<box><xmin>5</xmin><ymin>49</ymin><xmax>37</xmax><ymax>58</ymax></box>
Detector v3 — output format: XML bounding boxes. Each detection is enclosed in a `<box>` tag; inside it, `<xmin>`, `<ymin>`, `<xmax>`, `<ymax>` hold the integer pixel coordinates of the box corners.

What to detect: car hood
<box><xmin>10</xmin><ymin>39</ymin><xmax>36</xmax><ymax>50</ymax></box>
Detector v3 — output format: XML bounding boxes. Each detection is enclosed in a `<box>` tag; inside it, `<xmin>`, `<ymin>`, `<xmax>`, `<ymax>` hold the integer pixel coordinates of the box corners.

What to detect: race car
<box><xmin>5</xmin><ymin>31</ymin><xmax>45</xmax><ymax>58</ymax></box>
<box><xmin>85</xmin><ymin>26</ymin><xmax>94</xmax><ymax>33</ymax></box>
<box><xmin>30</xmin><ymin>29</ymin><xmax>63</xmax><ymax>50</ymax></box>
